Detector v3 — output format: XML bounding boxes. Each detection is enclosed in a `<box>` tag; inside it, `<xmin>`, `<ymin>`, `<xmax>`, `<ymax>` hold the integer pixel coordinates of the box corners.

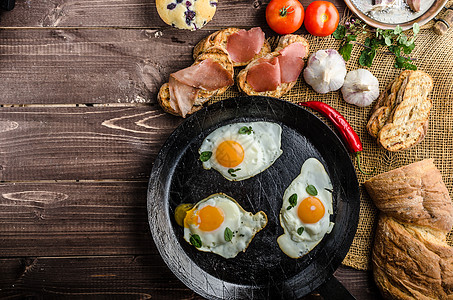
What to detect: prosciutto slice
<box><xmin>171</xmin><ymin>58</ymin><xmax>233</xmax><ymax>91</ymax></box>
<box><xmin>406</xmin><ymin>0</ymin><xmax>420</xmax><ymax>12</ymax></box>
<box><xmin>168</xmin><ymin>58</ymin><xmax>233</xmax><ymax>118</ymax></box>
<box><xmin>277</xmin><ymin>42</ymin><xmax>307</xmax><ymax>83</ymax></box>
<box><xmin>246</xmin><ymin>57</ymin><xmax>281</xmax><ymax>92</ymax></box>
<box><xmin>226</xmin><ymin>27</ymin><xmax>265</xmax><ymax>63</ymax></box>
<box><xmin>246</xmin><ymin>42</ymin><xmax>308</xmax><ymax>92</ymax></box>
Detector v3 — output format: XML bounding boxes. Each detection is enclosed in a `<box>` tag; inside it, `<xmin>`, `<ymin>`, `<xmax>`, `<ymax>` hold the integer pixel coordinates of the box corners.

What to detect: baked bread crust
<box><xmin>373</xmin><ymin>215</ymin><xmax>453</xmax><ymax>300</ymax></box>
<box><xmin>236</xmin><ymin>34</ymin><xmax>309</xmax><ymax>98</ymax></box>
<box><xmin>364</xmin><ymin>159</ymin><xmax>453</xmax><ymax>300</ymax></box>
<box><xmin>367</xmin><ymin>70</ymin><xmax>433</xmax><ymax>151</ymax></box>
<box><xmin>157</xmin><ymin>46</ymin><xmax>233</xmax><ymax>117</ymax></box>
<box><xmin>193</xmin><ymin>27</ymin><xmax>272</xmax><ymax>67</ymax></box>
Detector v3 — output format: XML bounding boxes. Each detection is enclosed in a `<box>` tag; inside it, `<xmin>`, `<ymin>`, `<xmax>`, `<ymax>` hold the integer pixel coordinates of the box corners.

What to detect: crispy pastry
<box><xmin>237</xmin><ymin>34</ymin><xmax>309</xmax><ymax>98</ymax></box>
<box><xmin>367</xmin><ymin>70</ymin><xmax>433</xmax><ymax>152</ymax></box>
<box><xmin>364</xmin><ymin>159</ymin><xmax>453</xmax><ymax>300</ymax></box>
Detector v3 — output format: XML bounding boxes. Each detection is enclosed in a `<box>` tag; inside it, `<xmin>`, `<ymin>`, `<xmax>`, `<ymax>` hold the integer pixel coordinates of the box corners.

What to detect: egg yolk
<box><xmin>297</xmin><ymin>197</ymin><xmax>325</xmax><ymax>224</ymax></box>
<box><xmin>215</xmin><ymin>140</ymin><xmax>244</xmax><ymax>168</ymax></box>
<box><xmin>186</xmin><ymin>205</ymin><xmax>224</xmax><ymax>232</ymax></box>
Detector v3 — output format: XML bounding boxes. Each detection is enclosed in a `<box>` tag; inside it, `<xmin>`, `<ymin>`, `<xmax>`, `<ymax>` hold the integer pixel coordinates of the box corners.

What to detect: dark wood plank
<box><xmin>0</xmin><ymin>256</ymin><xmax>375</xmax><ymax>299</ymax></box>
<box><xmin>0</xmin><ymin>0</ymin><xmax>345</xmax><ymax>28</ymax></box>
<box><xmin>0</xmin><ymin>181</ymin><xmax>157</xmax><ymax>256</ymax></box>
<box><xmin>0</xmin><ymin>255</ymin><xmax>203</xmax><ymax>299</ymax></box>
<box><xmin>0</xmin><ymin>29</ymin><xmax>204</xmax><ymax>104</ymax></box>
<box><xmin>0</xmin><ymin>106</ymin><xmax>180</xmax><ymax>181</ymax></box>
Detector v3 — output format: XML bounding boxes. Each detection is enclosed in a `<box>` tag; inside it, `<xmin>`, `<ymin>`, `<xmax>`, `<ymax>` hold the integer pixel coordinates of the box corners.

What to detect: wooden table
<box><xmin>0</xmin><ymin>0</ymin><xmax>383</xmax><ymax>298</ymax></box>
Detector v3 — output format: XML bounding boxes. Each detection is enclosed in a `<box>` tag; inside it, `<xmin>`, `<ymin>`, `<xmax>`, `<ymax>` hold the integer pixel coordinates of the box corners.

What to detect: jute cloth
<box><xmin>208</xmin><ymin>5</ymin><xmax>453</xmax><ymax>270</ymax></box>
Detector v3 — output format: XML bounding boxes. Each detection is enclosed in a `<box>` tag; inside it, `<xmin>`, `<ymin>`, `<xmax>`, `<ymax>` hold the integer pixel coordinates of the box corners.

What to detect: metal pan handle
<box><xmin>317</xmin><ymin>275</ymin><xmax>356</xmax><ymax>300</ymax></box>
<box><xmin>1</xmin><ymin>0</ymin><xmax>15</xmax><ymax>10</ymax></box>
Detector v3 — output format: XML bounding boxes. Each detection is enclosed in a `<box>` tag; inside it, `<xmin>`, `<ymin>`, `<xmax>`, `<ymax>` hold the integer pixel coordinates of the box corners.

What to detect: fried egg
<box><xmin>199</xmin><ymin>122</ymin><xmax>282</xmax><ymax>181</ymax></box>
<box><xmin>176</xmin><ymin>193</ymin><xmax>267</xmax><ymax>259</ymax></box>
<box><xmin>277</xmin><ymin>158</ymin><xmax>334</xmax><ymax>258</ymax></box>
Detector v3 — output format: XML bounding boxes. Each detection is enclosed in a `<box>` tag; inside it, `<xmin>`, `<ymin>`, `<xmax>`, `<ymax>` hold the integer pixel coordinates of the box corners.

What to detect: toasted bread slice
<box><xmin>377</xmin><ymin>71</ymin><xmax>433</xmax><ymax>151</ymax></box>
<box><xmin>367</xmin><ymin>70</ymin><xmax>412</xmax><ymax>138</ymax></box>
<box><xmin>236</xmin><ymin>35</ymin><xmax>309</xmax><ymax>98</ymax></box>
<box><xmin>157</xmin><ymin>46</ymin><xmax>233</xmax><ymax>117</ymax></box>
<box><xmin>193</xmin><ymin>27</ymin><xmax>271</xmax><ymax>67</ymax></box>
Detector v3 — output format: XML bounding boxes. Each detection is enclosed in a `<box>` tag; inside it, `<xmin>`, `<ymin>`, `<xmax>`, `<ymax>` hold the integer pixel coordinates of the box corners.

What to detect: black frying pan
<box><xmin>148</xmin><ymin>96</ymin><xmax>360</xmax><ymax>299</ymax></box>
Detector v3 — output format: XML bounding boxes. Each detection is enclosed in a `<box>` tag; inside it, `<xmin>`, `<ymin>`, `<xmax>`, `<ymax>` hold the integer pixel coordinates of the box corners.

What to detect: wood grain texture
<box><xmin>0</xmin><ymin>181</ymin><xmax>156</xmax><ymax>256</ymax></box>
<box><xmin>0</xmin><ymin>106</ymin><xmax>181</xmax><ymax>181</ymax></box>
<box><xmin>0</xmin><ymin>255</ymin><xmax>375</xmax><ymax>300</ymax></box>
<box><xmin>0</xmin><ymin>0</ymin><xmax>345</xmax><ymax>28</ymax></box>
<box><xmin>0</xmin><ymin>29</ymin><xmax>205</xmax><ymax>104</ymax></box>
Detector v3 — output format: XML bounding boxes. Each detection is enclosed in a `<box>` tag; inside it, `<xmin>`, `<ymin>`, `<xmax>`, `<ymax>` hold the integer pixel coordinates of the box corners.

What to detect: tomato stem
<box><xmin>279</xmin><ymin>5</ymin><xmax>294</xmax><ymax>17</ymax></box>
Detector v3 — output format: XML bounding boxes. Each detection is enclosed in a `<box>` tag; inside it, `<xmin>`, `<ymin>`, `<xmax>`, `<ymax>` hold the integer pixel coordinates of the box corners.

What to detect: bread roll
<box><xmin>364</xmin><ymin>159</ymin><xmax>453</xmax><ymax>300</ymax></box>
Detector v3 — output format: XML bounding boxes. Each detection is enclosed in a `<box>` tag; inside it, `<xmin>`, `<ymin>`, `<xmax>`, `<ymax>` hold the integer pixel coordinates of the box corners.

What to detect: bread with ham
<box><xmin>158</xmin><ymin>46</ymin><xmax>234</xmax><ymax>118</ymax></box>
<box><xmin>237</xmin><ymin>34</ymin><xmax>309</xmax><ymax>98</ymax></box>
<box><xmin>193</xmin><ymin>27</ymin><xmax>272</xmax><ymax>67</ymax></box>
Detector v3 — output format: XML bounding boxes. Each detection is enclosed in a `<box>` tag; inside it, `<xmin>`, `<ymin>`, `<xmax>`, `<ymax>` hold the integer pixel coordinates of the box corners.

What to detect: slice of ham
<box><xmin>169</xmin><ymin>76</ymin><xmax>199</xmax><ymax>117</ymax></box>
<box><xmin>226</xmin><ymin>27</ymin><xmax>265</xmax><ymax>63</ymax></box>
<box><xmin>246</xmin><ymin>57</ymin><xmax>281</xmax><ymax>92</ymax></box>
<box><xmin>171</xmin><ymin>58</ymin><xmax>233</xmax><ymax>91</ymax></box>
<box><xmin>277</xmin><ymin>42</ymin><xmax>307</xmax><ymax>83</ymax></box>
<box><xmin>406</xmin><ymin>0</ymin><xmax>420</xmax><ymax>12</ymax></box>
<box><xmin>168</xmin><ymin>58</ymin><xmax>233</xmax><ymax>117</ymax></box>
<box><xmin>246</xmin><ymin>41</ymin><xmax>308</xmax><ymax>92</ymax></box>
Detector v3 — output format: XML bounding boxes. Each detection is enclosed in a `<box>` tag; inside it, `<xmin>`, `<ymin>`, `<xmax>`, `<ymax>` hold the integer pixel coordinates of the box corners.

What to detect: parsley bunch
<box><xmin>333</xmin><ymin>19</ymin><xmax>420</xmax><ymax>70</ymax></box>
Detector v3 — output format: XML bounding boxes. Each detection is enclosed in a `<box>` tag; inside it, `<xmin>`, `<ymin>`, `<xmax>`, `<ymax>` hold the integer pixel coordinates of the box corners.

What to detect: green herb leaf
<box><xmin>404</xmin><ymin>62</ymin><xmax>417</xmax><ymax>70</ymax></box>
<box><xmin>190</xmin><ymin>234</ymin><xmax>202</xmax><ymax>248</ymax></box>
<box><xmin>238</xmin><ymin>126</ymin><xmax>253</xmax><ymax>135</ymax></box>
<box><xmin>297</xmin><ymin>227</ymin><xmax>305</xmax><ymax>235</ymax></box>
<box><xmin>306</xmin><ymin>185</ymin><xmax>318</xmax><ymax>196</ymax></box>
<box><xmin>288</xmin><ymin>193</ymin><xmax>298</xmax><ymax>209</ymax></box>
<box><xmin>413</xmin><ymin>23</ymin><xmax>420</xmax><ymax>36</ymax></box>
<box><xmin>394</xmin><ymin>25</ymin><xmax>403</xmax><ymax>35</ymax></box>
<box><xmin>359</xmin><ymin>49</ymin><xmax>376</xmax><ymax>67</ymax></box>
<box><xmin>333</xmin><ymin>24</ymin><xmax>346</xmax><ymax>39</ymax></box>
<box><xmin>287</xmin><ymin>205</ymin><xmax>292</xmax><ymax>210</ymax></box>
<box><xmin>346</xmin><ymin>34</ymin><xmax>357</xmax><ymax>42</ymax></box>
<box><xmin>339</xmin><ymin>42</ymin><xmax>353</xmax><ymax>61</ymax></box>
<box><xmin>199</xmin><ymin>151</ymin><xmax>212</xmax><ymax>162</ymax></box>
<box><xmin>402</xmin><ymin>42</ymin><xmax>415</xmax><ymax>54</ymax></box>
<box><xmin>384</xmin><ymin>36</ymin><xmax>392</xmax><ymax>46</ymax></box>
<box><xmin>228</xmin><ymin>168</ymin><xmax>241</xmax><ymax>177</ymax></box>
<box><xmin>224</xmin><ymin>227</ymin><xmax>234</xmax><ymax>242</ymax></box>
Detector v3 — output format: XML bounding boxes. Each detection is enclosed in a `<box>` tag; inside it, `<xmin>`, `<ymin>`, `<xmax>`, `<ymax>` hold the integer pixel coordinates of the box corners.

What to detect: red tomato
<box><xmin>304</xmin><ymin>1</ymin><xmax>339</xmax><ymax>37</ymax></box>
<box><xmin>266</xmin><ymin>0</ymin><xmax>304</xmax><ymax>35</ymax></box>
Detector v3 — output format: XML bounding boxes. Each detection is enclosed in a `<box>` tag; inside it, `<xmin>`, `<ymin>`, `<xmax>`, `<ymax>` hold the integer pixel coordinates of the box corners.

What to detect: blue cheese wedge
<box><xmin>156</xmin><ymin>0</ymin><xmax>217</xmax><ymax>30</ymax></box>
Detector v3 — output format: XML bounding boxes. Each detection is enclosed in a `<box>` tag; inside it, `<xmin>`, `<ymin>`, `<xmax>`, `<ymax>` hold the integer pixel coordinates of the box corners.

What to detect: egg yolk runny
<box><xmin>215</xmin><ymin>140</ymin><xmax>244</xmax><ymax>168</ymax></box>
<box><xmin>186</xmin><ymin>205</ymin><xmax>224</xmax><ymax>232</ymax></box>
<box><xmin>297</xmin><ymin>196</ymin><xmax>325</xmax><ymax>224</ymax></box>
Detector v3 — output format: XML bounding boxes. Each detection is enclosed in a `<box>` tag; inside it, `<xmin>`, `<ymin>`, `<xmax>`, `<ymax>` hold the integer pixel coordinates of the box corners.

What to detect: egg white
<box><xmin>277</xmin><ymin>158</ymin><xmax>334</xmax><ymax>258</ymax></box>
<box><xmin>199</xmin><ymin>122</ymin><xmax>282</xmax><ymax>181</ymax></box>
<box><xmin>183</xmin><ymin>193</ymin><xmax>267</xmax><ymax>259</ymax></box>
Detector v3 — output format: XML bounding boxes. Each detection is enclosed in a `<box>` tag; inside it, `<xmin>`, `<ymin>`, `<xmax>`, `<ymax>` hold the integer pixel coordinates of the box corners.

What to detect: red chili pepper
<box><xmin>298</xmin><ymin>101</ymin><xmax>374</xmax><ymax>175</ymax></box>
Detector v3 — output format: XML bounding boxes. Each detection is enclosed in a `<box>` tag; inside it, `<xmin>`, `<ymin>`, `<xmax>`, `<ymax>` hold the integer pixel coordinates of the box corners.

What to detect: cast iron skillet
<box><xmin>148</xmin><ymin>96</ymin><xmax>360</xmax><ymax>299</ymax></box>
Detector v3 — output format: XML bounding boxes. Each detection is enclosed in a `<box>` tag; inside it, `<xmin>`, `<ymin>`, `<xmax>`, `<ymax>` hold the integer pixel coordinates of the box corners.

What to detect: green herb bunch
<box><xmin>333</xmin><ymin>19</ymin><xmax>420</xmax><ymax>70</ymax></box>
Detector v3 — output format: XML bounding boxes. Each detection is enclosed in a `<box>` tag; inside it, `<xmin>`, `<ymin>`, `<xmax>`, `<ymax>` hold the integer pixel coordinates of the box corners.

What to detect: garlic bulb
<box><xmin>303</xmin><ymin>49</ymin><xmax>347</xmax><ymax>94</ymax></box>
<box><xmin>341</xmin><ymin>69</ymin><xmax>379</xmax><ymax>107</ymax></box>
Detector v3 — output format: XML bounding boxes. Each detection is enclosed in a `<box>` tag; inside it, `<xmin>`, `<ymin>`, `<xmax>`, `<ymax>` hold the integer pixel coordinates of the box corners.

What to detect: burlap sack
<box><xmin>208</xmin><ymin>4</ymin><xmax>453</xmax><ymax>270</ymax></box>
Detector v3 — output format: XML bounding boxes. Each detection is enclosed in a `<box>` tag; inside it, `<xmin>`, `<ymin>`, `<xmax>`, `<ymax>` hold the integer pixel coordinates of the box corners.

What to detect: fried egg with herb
<box><xmin>277</xmin><ymin>158</ymin><xmax>334</xmax><ymax>258</ymax></box>
<box><xmin>175</xmin><ymin>193</ymin><xmax>267</xmax><ymax>258</ymax></box>
<box><xmin>199</xmin><ymin>122</ymin><xmax>282</xmax><ymax>181</ymax></box>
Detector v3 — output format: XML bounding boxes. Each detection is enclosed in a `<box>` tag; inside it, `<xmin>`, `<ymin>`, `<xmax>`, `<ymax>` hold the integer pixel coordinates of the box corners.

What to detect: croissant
<box><xmin>364</xmin><ymin>159</ymin><xmax>453</xmax><ymax>300</ymax></box>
